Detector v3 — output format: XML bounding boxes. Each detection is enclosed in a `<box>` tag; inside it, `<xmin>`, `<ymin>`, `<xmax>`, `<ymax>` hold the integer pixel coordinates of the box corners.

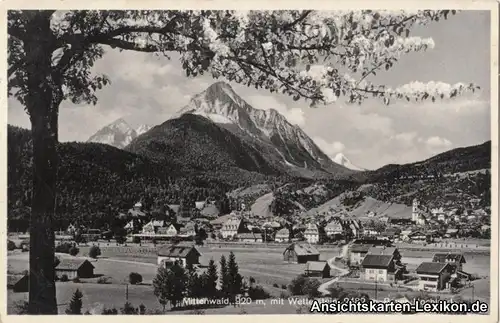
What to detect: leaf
<box><xmin>405</xmin><ymin>29</ymin><xmax>410</xmax><ymax>38</ymax></box>
<box><xmin>305</xmin><ymin>64</ymin><xmax>311</xmax><ymax>72</ymax></box>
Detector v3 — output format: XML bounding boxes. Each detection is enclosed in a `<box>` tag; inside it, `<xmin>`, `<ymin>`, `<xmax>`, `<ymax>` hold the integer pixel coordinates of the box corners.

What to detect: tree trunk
<box><xmin>23</xmin><ymin>12</ymin><xmax>59</xmax><ymax>314</ymax></box>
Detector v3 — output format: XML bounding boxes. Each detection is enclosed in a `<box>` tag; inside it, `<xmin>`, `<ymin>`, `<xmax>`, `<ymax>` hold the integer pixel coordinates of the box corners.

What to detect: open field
<box><xmin>7</xmin><ymin>243</ymin><xmax>491</xmax><ymax>314</ymax></box>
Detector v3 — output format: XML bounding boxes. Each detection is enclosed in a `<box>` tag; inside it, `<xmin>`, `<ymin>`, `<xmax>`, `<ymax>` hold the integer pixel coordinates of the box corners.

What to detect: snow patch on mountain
<box><xmin>333</xmin><ymin>153</ymin><xmax>365</xmax><ymax>171</ymax></box>
<box><xmin>87</xmin><ymin>119</ymin><xmax>154</xmax><ymax>149</ymax></box>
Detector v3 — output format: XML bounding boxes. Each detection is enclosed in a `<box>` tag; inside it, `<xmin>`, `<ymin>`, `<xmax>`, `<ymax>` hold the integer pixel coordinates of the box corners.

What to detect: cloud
<box><xmin>243</xmin><ymin>94</ymin><xmax>306</xmax><ymax>126</ymax></box>
<box><xmin>421</xmin><ymin>136</ymin><xmax>453</xmax><ymax>149</ymax></box>
<box><xmin>312</xmin><ymin>137</ymin><xmax>345</xmax><ymax>158</ymax></box>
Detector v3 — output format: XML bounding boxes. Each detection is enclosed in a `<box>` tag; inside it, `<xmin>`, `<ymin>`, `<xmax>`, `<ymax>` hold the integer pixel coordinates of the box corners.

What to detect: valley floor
<box><xmin>7</xmin><ymin>243</ymin><xmax>491</xmax><ymax>315</ymax></box>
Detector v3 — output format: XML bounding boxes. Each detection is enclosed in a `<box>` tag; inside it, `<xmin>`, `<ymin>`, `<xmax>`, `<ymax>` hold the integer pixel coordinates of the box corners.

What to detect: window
<box><xmin>378</xmin><ymin>270</ymin><xmax>384</xmax><ymax>274</ymax></box>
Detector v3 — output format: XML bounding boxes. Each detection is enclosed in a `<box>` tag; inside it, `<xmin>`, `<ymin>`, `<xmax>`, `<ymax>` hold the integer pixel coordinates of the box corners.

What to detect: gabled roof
<box><xmin>157</xmin><ymin>245</ymin><xmax>201</xmax><ymax>258</ymax></box>
<box><xmin>416</xmin><ymin>262</ymin><xmax>451</xmax><ymax>275</ymax></box>
<box><xmin>7</xmin><ymin>274</ymin><xmax>28</xmax><ymax>287</ymax></box>
<box><xmin>284</xmin><ymin>243</ymin><xmax>319</xmax><ymax>256</ymax></box>
<box><xmin>361</xmin><ymin>254</ymin><xmax>394</xmax><ymax>268</ymax></box>
<box><xmin>368</xmin><ymin>247</ymin><xmax>398</xmax><ymax>256</ymax></box>
<box><xmin>128</xmin><ymin>209</ymin><xmax>146</xmax><ymax>217</ymax></box>
<box><xmin>306</xmin><ymin>261</ymin><xmax>330</xmax><ymax>272</ymax></box>
<box><xmin>56</xmin><ymin>258</ymin><xmax>94</xmax><ymax>271</ymax></box>
<box><xmin>432</xmin><ymin>253</ymin><xmax>466</xmax><ymax>264</ymax></box>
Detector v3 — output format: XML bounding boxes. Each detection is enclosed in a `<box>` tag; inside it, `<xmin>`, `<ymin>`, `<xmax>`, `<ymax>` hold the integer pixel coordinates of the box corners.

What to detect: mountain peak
<box><xmin>173</xmin><ymin>82</ymin><xmax>354</xmax><ymax>176</ymax></box>
<box><xmin>333</xmin><ymin>152</ymin><xmax>365</xmax><ymax>171</ymax></box>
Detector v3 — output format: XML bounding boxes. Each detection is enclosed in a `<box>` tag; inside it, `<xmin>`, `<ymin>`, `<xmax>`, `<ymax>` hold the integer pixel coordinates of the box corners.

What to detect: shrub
<box><xmin>129</xmin><ymin>272</ymin><xmax>143</xmax><ymax>285</ymax></box>
<box><xmin>121</xmin><ymin>302</ymin><xmax>138</xmax><ymax>314</ymax></box>
<box><xmin>288</xmin><ymin>274</ymin><xmax>309</xmax><ymax>295</ymax></box>
<box><xmin>279</xmin><ymin>291</ymin><xmax>290</xmax><ymax>299</ymax></box>
<box><xmin>139</xmin><ymin>304</ymin><xmax>146</xmax><ymax>315</ymax></box>
<box><xmin>7</xmin><ymin>240</ymin><xmax>16</xmax><ymax>251</ymax></box>
<box><xmin>60</xmin><ymin>274</ymin><xmax>69</xmax><ymax>282</ymax></box>
<box><xmin>72</xmin><ymin>277</ymin><xmax>81</xmax><ymax>283</ymax></box>
<box><xmin>247</xmin><ymin>285</ymin><xmax>271</xmax><ymax>300</ymax></box>
<box><xmin>132</xmin><ymin>237</ymin><xmax>141</xmax><ymax>244</ymax></box>
<box><xmin>281</xmin><ymin>284</ymin><xmax>287</xmax><ymax>290</ymax></box>
<box><xmin>13</xmin><ymin>300</ymin><xmax>29</xmax><ymax>314</ymax></box>
<box><xmin>69</xmin><ymin>246</ymin><xmax>80</xmax><ymax>256</ymax></box>
<box><xmin>303</xmin><ymin>279</ymin><xmax>322</xmax><ymax>299</ymax></box>
<box><xmin>55</xmin><ymin>242</ymin><xmax>73</xmax><ymax>254</ymax></box>
<box><xmin>88</xmin><ymin>245</ymin><xmax>101</xmax><ymax>259</ymax></box>
<box><xmin>249</xmin><ymin>276</ymin><xmax>256</xmax><ymax>284</ymax></box>
<box><xmin>97</xmin><ymin>277</ymin><xmax>110</xmax><ymax>284</ymax></box>
<box><xmin>190</xmin><ymin>309</ymin><xmax>205</xmax><ymax>315</ymax></box>
<box><xmin>272</xmin><ymin>283</ymin><xmax>279</xmax><ymax>288</ymax></box>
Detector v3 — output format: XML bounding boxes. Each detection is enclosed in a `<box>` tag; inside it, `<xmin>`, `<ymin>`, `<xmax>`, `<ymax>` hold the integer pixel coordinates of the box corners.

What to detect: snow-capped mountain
<box><xmin>87</xmin><ymin>119</ymin><xmax>153</xmax><ymax>149</ymax></box>
<box><xmin>175</xmin><ymin>81</ymin><xmax>354</xmax><ymax>175</ymax></box>
<box><xmin>136</xmin><ymin>124</ymin><xmax>153</xmax><ymax>136</ymax></box>
<box><xmin>333</xmin><ymin>153</ymin><xmax>366</xmax><ymax>171</ymax></box>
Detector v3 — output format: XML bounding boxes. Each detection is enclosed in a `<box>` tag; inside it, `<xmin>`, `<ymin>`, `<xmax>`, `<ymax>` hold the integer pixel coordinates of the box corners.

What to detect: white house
<box><xmin>221</xmin><ymin>218</ymin><xmax>245</xmax><ymax>239</ymax></box>
<box><xmin>325</xmin><ymin>221</ymin><xmax>343</xmax><ymax>237</ymax></box>
<box><xmin>416</xmin><ymin>262</ymin><xmax>453</xmax><ymax>292</ymax></box>
<box><xmin>304</xmin><ymin>223</ymin><xmax>320</xmax><ymax>244</ymax></box>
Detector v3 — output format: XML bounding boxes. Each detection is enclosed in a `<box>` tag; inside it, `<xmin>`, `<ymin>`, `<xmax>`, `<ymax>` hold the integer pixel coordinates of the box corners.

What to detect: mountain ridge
<box><xmin>175</xmin><ymin>81</ymin><xmax>354</xmax><ymax>177</ymax></box>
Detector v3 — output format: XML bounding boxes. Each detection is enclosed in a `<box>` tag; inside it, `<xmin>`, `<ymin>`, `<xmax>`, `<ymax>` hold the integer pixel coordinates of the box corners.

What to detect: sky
<box><xmin>8</xmin><ymin>10</ymin><xmax>491</xmax><ymax>170</ymax></box>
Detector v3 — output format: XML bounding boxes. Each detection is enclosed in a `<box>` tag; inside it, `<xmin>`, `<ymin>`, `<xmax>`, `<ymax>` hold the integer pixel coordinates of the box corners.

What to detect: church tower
<box><xmin>412</xmin><ymin>198</ymin><xmax>419</xmax><ymax>222</ymax></box>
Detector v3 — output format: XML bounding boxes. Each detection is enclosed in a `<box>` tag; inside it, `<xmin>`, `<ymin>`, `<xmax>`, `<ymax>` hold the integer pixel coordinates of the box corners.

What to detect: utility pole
<box><xmin>375</xmin><ymin>279</ymin><xmax>378</xmax><ymax>300</ymax></box>
<box><xmin>472</xmin><ymin>284</ymin><xmax>475</xmax><ymax>301</ymax></box>
<box><xmin>126</xmin><ymin>283</ymin><xmax>129</xmax><ymax>302</ymax></box>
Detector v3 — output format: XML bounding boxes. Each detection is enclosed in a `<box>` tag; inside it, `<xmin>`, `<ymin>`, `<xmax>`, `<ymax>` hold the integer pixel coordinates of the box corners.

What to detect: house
<box><xmin>325</xmin><ymin>221</ymin><xmax>343</xmax><ymax>237</ymax></box>
<box><xmin>221</xmin><ymin>218</ymin><xmax>245</xmax><ymax>239</ymax></box>
<box><xmin>195</xmin><ymin>201</ymin><xmax>206</xmax><ymax>210</ymax></box>
<box><xmin>416</xmin><ymin>262</ymin><xmax>454</xmax><ymax>292</ymax></box>
<box><xmin>283</xmin><ymin>243</ymin><xmax>320</xmax><ymax>264</ymax></box>
<box><xmin>416</xmin><ymin>214</ymin><xmax>427</xmax><ymax>226</ymax></box>
<box><xmin>361</xmin><ymin>254</ymin><xmax>400</xmax><ymax>282</ymax></box>
<box><xmin>437</xmin><ymin>213</ymin><xmax>447</xmax><ymax>222</ymax></box>
<box><xmin>304</xmin><ymin>223</ymin><xmax>320</xmax><ymax>244</ymax></box>
<box><xmin>7</xmin><ymin>274</ymin><xmax>29</xmax><ymax>293</ymax></box>
<box><xmin>128</xmin><ymin>201</ymin><xmax>146</xmax><ymax>217</ymax></box>
<box><xmin>157</xmin><ymin>245</ymin><xmax>201</xmax><ymax>268</ymax></box>
<box><xmin>444</xmin><ymin>228</ymin><xmax>459</xmax><ymax>238</ymax></box>
<box><xmin>368</xmin><ymin>246</ymin><xmax>402</xmax><ymax>264</ymax></box>
<box><xmin>141</xmin><ymin>221</ymin><xmax>156</xmax><ymax>235</ymax></box>
<box><xmin>432</xmin><ymin>253</ymin><xmax>466</xmax><ymax>272</ymax></box>
<box><xmin>237</xmin><ymin>232</ymin><xmax>263</xmax><ymax>243</ymax></box>
<box><xmin>381</xmin><ymin>228</ymin><xmax>401</xmax><ymax>239</ymax></box>
<box><xmin>349</xmin><ymin>244</ymin><xmax>372</xmax><ymax>266</ymax></box>
<box><xmin>55</xmin><ymin>258</ymin><xmax>95</xmax><ymax>280</ymax></box>
<box><xmin>157</xmin><ymin>223</ymin><xmax>182</xmax><ymax>237</ymax></box>
<box><xmin>275</xmin><ymin>228</ymin><xmax>290</xmax><ymax>243</ymax></box>
<box><xmin>305</xmin><ymin>261</ymin><xmax>331</xmax><ymax>278</ymax></box>
<box><xmin>178</xmin><ymin>222</ymin><xmax>196</xmax><ymax>237</ymax></box>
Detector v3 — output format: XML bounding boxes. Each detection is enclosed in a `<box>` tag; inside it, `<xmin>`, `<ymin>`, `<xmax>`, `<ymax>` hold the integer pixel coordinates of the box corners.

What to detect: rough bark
<box><xmin>23</xmin><ymin>13</ymin><xmax>59</xmax><ymax>315</ymax></box>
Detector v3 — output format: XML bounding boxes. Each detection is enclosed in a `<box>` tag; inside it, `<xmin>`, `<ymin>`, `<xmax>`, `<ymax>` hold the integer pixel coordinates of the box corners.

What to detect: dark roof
<box><xmin>56</xmin><ymin>258</ymin><xmax>94</xmax><ymax>271</ymax></box>
<box><xmin>284</xmin><ymin>243</ymin><xmax>319</xmax><ymax>256</ymax></box>
<box><xmin>416</xmin><ymin>262</ymin><xmax>451</xmax><ymax>275</ymax></box>
<box><xmin>432</xmin><ymin>253</ymin><xmax>466</xmax><ymax>264</ymax></box>
<box><xmin>361</xmin><ymin>254</ymin><xmax>394</xmax><ymax>268</ymax></box>
<box><xmin>350</xmin><ymin>244</ymin><xmax>373</xmax><ymax>253</ymax></box>
<box><xmin>157</xmin><ymin>245</ymin><xmax>201</xmax><ymax>258</ymax></box>
<box><xmin>7</xmin><ymin>274</ymin><xmax>28</xmax><ymax>287</ymax></box>
<box><xmin>306</xmin><ymin>261</ymin><xmax>330</xmax><ymax>272</ymax></box>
